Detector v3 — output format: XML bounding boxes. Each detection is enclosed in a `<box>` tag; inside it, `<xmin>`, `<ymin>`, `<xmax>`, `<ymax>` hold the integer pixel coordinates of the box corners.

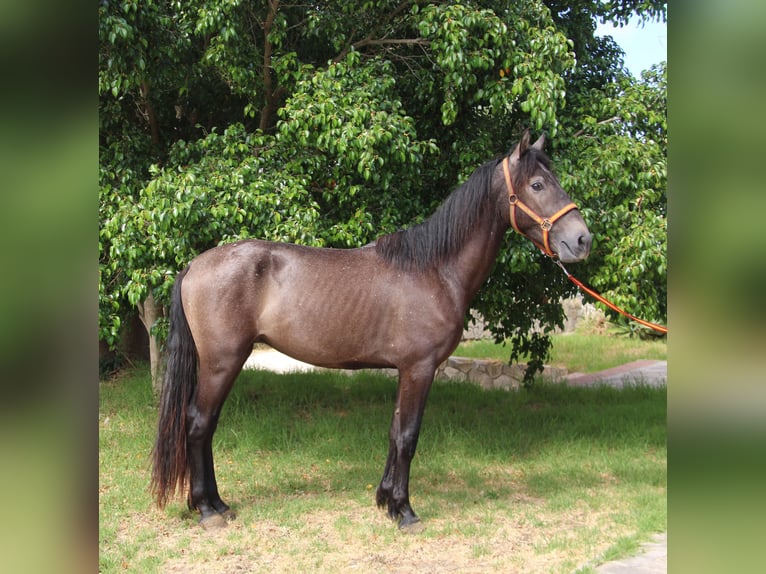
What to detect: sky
<box><xmin>595</xmin><ymin>16</ymin><xmax>667</xmax><ymax>77</ymax></box>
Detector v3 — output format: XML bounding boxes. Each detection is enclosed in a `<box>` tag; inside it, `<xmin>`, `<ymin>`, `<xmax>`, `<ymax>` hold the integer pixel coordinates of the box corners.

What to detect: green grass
<box><xmin>456</xmin><ymin>332</ymin><xmax>667</xmax><ymax>373</ymax></box>
<box><xmin>99</xmin><ymin>358</ymin><xmax>666</xmax><ymax>573</ymax></box>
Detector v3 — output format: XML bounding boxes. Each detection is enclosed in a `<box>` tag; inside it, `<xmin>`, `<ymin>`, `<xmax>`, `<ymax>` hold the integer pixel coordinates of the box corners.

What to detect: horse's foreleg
<box><xmin>376</xmin><ymin>364</ymin><xmax>435</xmax><ymax>529</ymax></box>
<box><xmin>376</xmin><ymin>442</ymin><xmax>397</xmax><ymax>514</ymax></box>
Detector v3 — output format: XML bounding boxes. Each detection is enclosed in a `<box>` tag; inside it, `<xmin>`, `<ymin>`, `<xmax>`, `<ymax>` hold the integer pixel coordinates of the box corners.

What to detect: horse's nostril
<box><xmin>578</xmin><ymin>233</ymin><xmax>592</xmax><ymax>251</ymax></box>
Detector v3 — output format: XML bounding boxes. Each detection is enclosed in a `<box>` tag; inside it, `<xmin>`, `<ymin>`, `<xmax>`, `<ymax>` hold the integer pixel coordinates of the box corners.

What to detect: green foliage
<box><xmin>99</xmin><ymin>0</ymin><xmax>667</xmax><ymax>375</ymax></box>
<box><xmin>274</xmin><ymin>53</ymin><xmax>438</xmax><ymax>240</ymax></box>
<box><xmin>556</xmin><ymin>63</ymin><xmax>667</xmax><ymax>330</ymax></box>
<box><xmin>417</xmin><ymin>2</ymin><xmax>572</xmax><ymax>130</ymax></box>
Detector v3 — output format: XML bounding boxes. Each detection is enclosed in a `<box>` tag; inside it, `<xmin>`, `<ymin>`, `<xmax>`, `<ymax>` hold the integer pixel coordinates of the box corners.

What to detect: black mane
<box><xmin>375</xmin><ymin>146</ymin><xmax>554</xmax><ymax>272</ymax></box>
<box><xmin>375</xmin><ymin>157</ymin><xmax>502</xmax><ymax>271</ymax></box>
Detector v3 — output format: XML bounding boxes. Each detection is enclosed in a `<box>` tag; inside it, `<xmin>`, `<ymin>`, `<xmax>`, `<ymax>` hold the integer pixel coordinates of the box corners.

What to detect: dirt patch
<box><xmin>113</xmin><ymin>495</ymin><xmax>631</xmax><ymax>573</ymax></box>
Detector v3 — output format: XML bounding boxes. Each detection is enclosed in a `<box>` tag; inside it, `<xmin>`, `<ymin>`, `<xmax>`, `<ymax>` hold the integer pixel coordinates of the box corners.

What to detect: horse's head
<box><xmin>499</xmin><ymin>131</ymin><xmax>591</xmax><ymax>263</ymax></box>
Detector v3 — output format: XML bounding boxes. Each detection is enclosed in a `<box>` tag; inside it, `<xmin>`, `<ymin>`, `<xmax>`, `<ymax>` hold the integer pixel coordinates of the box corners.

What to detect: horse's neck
<box><xmin>443</xmin><ymin>212</ymin><xmax>508</xmax><ymax>311</ymax></box>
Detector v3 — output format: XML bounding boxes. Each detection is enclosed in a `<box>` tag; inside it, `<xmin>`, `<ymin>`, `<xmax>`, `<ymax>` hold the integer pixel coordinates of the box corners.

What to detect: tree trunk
<box><xmin>139</xmin><ymin>81</ymin><xmax>161</xmax><ymax>146</ymax></box>
<box><xmin>259</xmin><ymin>0</ymin><xmax>283</xmax><ymax>133</ymax></box>
<box><xmin>137</xmin><ymin>293</ymin><xmax>163</xmax><ymax>394</ymax></box>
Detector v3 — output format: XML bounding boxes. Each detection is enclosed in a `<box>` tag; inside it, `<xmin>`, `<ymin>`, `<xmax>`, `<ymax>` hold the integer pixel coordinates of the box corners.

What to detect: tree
<box><xmin>100</xmin><ymin>0</ymin><xmax>667</xmax><ymax>389</ymax></box>
<box><xmin>558</xmin><ymin>62</ymin><xmax>667</xmax><ymax>332</ymax></box>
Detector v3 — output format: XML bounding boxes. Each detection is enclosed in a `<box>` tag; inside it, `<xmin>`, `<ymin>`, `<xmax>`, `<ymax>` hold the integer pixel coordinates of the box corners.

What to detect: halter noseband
<box><xmin>502</xmin><ymin>156</ymin><xmax>578</xmax><ymax>258</ymax></box>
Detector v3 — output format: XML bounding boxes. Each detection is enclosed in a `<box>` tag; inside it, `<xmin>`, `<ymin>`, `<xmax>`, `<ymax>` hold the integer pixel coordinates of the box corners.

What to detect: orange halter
<box><xmin>502</xmin><ymin>156</ymin><xmax>578</xmax><ymax>258</ymax></box>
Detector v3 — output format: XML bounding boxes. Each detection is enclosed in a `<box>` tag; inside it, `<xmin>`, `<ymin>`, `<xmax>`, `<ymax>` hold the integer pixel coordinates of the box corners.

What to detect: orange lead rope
<box><xmin>501</xmin><ymin>155</ymin><xmax>666</xmax><ymax>334</ymax></box>
<box><xmin>554</xmin><ymin>259</ymin><xmax>668</xmax><ymax>334</ymax></box>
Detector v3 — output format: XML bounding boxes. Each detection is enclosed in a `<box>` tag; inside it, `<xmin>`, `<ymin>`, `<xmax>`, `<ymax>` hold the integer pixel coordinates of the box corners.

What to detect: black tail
<box><xmin>150</xmin><ymin>267</ymin><xmax>197</xmax><ymax>508</ymax></box>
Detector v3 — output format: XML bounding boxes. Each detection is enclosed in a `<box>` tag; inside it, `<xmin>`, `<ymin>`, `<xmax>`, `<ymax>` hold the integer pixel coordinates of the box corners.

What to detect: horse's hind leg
<box><xmin>201</xmin><ymin>408</ymin><xmax>235</xmax><ymax>519</ymax></box>
<box><xmin>187</xmin><ymin>348</ymin><xmax>250</xmax><ymax>529</ymax></box>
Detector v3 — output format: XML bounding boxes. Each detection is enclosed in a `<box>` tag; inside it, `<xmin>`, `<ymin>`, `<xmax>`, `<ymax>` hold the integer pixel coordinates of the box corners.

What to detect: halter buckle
<box><xmin>541</xmin><ymin>219</ymin><xmax>552</xmax><ymax>231</ymax></box>
<box><xmin>508</xmin><ymin>194</ymin><xmax>519</xmax><ymax>205</ymax></box>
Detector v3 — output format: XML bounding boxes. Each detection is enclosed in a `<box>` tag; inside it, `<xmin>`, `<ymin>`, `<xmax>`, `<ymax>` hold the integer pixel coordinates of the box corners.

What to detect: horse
<box><xmin>151</xmin><ymin>130</ymin><xmax>592</xmax><ymax>530</ymax></box>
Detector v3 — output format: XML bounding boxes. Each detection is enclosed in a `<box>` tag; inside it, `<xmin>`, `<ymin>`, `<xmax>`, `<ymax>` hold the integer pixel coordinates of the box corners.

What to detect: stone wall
<box><xmin>461</xmin><ymin>295</ymin><xmax>605</xmax><ymax>340</ymax></box>
<box><xmin>462</xmin><ymin>309</ymin><xmax>493</xmax><ymax>340</ymax></box>
<box><xmin>453</xmin><ymin>298</ymin><xmax>598</xmax><ymax>390</ymax></box>
<box><xmin>336</xmin><ymin>357</ymin><xmax>567</xmax><ymax>391</ymax></box>
<box><xmin>559</xmin><ymin>295</ymin><xmax>605</xmax><ymax>333</ymax></box>
<box><xmin>435</xmin><ymin>356</ymin><xmax>567</xmax><ymax>390</ymax></box>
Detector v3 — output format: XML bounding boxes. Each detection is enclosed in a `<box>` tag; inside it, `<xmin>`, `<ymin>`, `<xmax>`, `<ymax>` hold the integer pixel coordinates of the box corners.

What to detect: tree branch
<box><xmin>334</xmin><ymin>37</ymin><xmax>430</xmax><ymax>64</ymax></box>
<box><xmin>333</xmin><ymin>1</ymin><xmax>426</xmax><ymax>63</ymax></box>
<box><xmin>356</xmin><ymin>38</ymin><xmax>431</xmax><ymax>49</ymax></box>
<box><xmin>573</xmin><ymin>115</ymin><xmax>620</xmax><ymax>138</ymax></box>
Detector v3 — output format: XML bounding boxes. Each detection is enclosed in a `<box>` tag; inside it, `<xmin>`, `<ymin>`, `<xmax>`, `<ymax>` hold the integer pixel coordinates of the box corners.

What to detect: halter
<box><xmin>502</xmin><ymin>156</ymin><xmax>578</xmax><ymax>258</ymax></box>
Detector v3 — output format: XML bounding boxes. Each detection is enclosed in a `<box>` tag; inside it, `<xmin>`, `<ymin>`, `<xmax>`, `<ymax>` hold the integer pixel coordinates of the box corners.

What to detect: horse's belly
<box><xmin>257</xmin><ymin>282</ymin><xmax>432</xmax><ymax>369</ymax></box>
<box><xmin>257</xmin><ymin>305</ymin><xmax>398</xmax><ymax>369</ymax></box>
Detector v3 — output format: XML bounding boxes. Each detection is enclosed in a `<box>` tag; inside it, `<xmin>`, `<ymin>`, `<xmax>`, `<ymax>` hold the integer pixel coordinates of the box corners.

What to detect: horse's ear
<box><xmin>519</xmin><ymin>129</ymin><xmax>531</xmax><ymax>156</ymax></box>
<box><xmin>510</xmin><ymin>129</ymin><xmax>531</xmax><ymax>164</ymax></box>
<box><xmin>531</xmin><ymin>133</ymin><xmax>545</xmax><ymax>151</ymax></box>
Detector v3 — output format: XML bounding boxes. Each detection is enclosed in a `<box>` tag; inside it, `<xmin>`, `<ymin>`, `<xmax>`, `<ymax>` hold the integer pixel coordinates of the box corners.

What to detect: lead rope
<box><xmin>501</xmin><ymin>155</ymin><xmax>665</xmax><ymax>333</ymax></box>
<box><xmin>553</xmin><ymin>259</ymin><xmax>668</xmax><ymax>334</ymax></box>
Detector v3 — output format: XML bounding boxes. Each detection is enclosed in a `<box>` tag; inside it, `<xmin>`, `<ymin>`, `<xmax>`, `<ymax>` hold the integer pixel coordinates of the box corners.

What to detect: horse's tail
<box><xmin>150</xmin><ymin>267</ymin><xmax>197</xmax><ymax>509</ymax></box>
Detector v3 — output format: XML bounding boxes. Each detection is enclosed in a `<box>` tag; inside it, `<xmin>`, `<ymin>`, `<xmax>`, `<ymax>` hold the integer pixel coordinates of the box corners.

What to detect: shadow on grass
<box><xmin>223</xmin><ymin>369</ymin><xmax>665</xmax><ymax>456</ymax></box>
<box><xmin>212</xmin><ymin>369</ymin><xmax>665</xmax><ymax>513</ymax></box>
<box><xmin>100</xmin><ymin>366</ymin><xmax>665</xmax><ymax>522</ymax></box>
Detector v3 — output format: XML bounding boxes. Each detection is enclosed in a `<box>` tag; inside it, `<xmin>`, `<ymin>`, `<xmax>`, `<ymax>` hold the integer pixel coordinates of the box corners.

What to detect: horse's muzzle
<box><xmin>556</xmin><ymin>230</ymin><xmax>591</xmax><ymax>263</ymax></box>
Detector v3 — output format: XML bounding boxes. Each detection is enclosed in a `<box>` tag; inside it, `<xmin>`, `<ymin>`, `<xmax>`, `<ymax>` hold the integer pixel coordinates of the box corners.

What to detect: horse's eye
<box><xmin>531</xmin><ymin>182</ymin><xmax>544</xmax><ymax>192</ymax></box>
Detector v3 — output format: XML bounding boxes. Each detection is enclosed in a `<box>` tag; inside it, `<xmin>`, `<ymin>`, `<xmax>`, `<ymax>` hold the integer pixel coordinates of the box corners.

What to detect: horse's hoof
<box><xmin>398</xmin><ymin>516</ymin><xmax>424</xmax><ymax>534</ymax></box>
<box><xmin>199</xmin><ymin>513</ymin><xmax>228</xmax><ymax>530</ymax></box>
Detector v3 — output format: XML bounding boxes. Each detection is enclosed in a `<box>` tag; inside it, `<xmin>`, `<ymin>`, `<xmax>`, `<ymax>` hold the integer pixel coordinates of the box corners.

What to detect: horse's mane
<box><xmin>375</xmin><ymin>157</ymin><xmax>501</xmax><ymax>272</ymax></box>
<box><xmin>375</xmin><ymin>147</ymin><xmax>552</xmax><ymax>272</ymax></box>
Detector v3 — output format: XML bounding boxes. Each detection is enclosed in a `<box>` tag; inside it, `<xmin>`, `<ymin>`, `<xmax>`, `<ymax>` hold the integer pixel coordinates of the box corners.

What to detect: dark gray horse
<box><xmin>151</xmin><ymin>131</ymin><xmax>592</xmax><ymax>529</ymax></box>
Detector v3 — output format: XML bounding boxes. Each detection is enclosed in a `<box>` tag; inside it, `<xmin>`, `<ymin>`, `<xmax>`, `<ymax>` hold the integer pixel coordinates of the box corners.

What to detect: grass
<box><xmin>99</xmin><ymin>348</ymin><xmax>666</xmax><ymax>573</ymax></box>
<box><xmin>456</xmin><ymin>332</ymin><xmax>667</xmax><ymax>374</ymax></box>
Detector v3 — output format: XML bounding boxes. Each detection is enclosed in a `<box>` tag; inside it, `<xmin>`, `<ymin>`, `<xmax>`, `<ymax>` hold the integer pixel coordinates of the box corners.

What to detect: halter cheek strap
<box><xmin>502</xmin><ymin>156</ymin><xmax>578</xmax><ymax>258</ymax></box>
